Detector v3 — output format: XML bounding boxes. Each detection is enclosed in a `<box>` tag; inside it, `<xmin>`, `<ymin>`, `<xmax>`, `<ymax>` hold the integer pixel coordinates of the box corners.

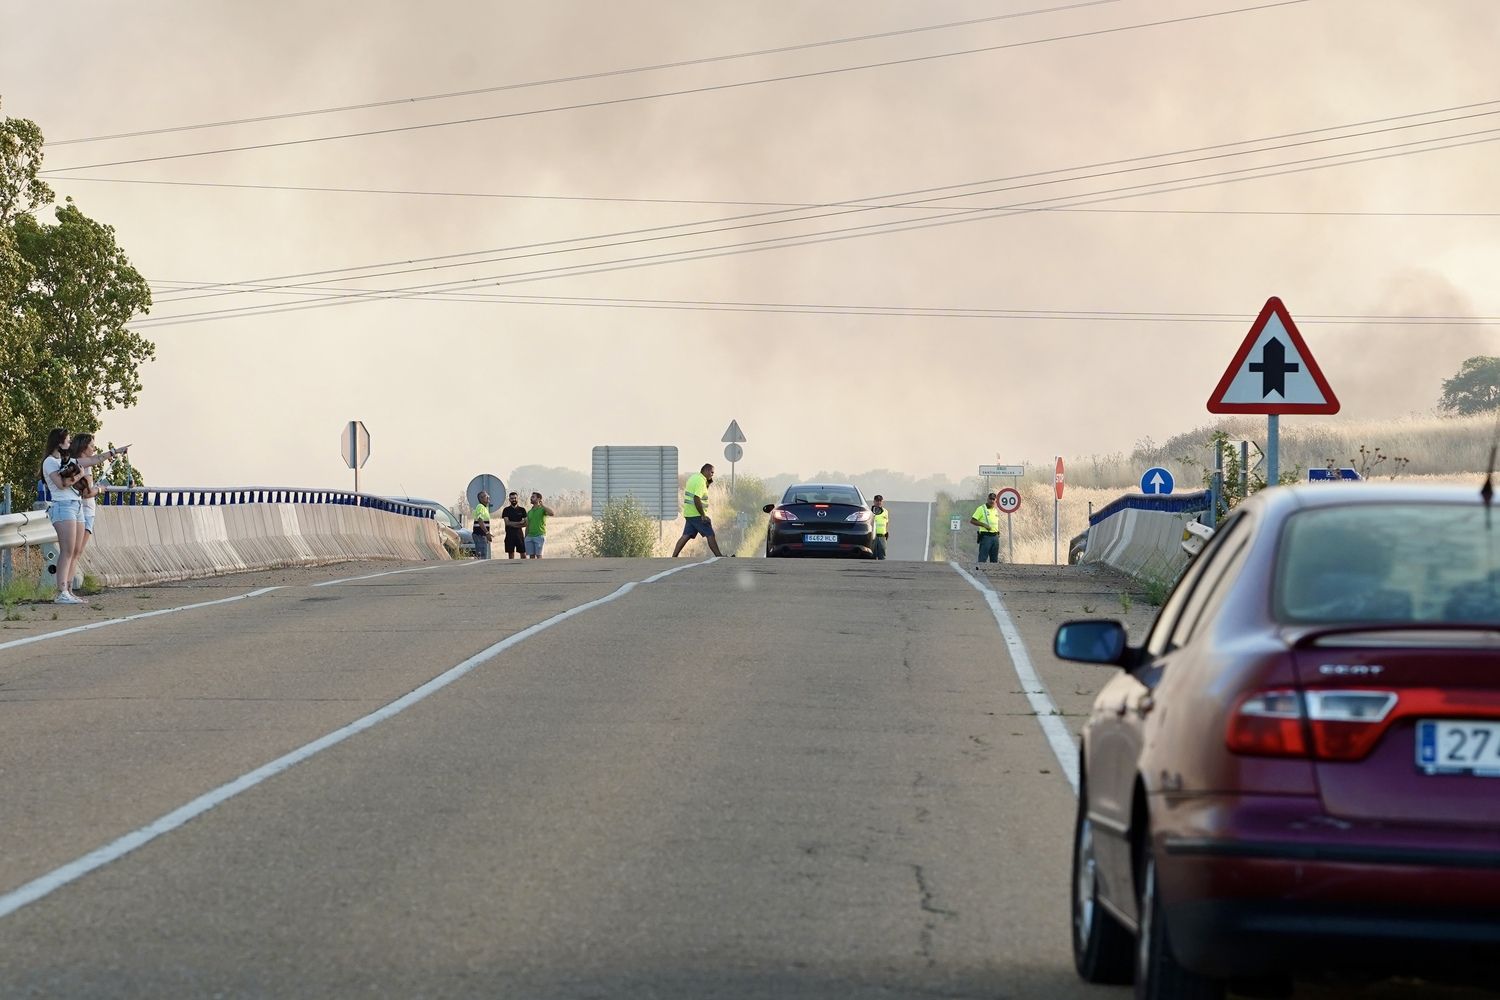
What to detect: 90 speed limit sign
<box><xmin>996</xmin><ymin>487</ymin><xmax>1021</xmax><ymax>514</ymax></box>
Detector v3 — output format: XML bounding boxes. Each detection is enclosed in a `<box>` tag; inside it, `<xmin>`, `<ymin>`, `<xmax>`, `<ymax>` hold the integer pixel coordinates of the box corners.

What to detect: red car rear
<box><xmin>1056</xmin><ymin>484</ymin><xmax>1500</xmax><ymax>999</ymax></box>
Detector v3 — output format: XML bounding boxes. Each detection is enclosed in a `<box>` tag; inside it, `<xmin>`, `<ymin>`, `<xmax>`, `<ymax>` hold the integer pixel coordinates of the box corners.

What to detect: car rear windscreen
<box><xmin>784</xmin><ymin>486</ymin><xmax>863</xmax><ymax>506</ymax></box>
<box><xmin>1275</xmin><ymin>503</ymin><xmax>1500</xmax><ymax>624</ymax></box>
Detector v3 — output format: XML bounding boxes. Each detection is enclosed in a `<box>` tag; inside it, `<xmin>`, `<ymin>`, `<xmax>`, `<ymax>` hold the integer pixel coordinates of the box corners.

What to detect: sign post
<box><xmin>1207</xmin><ymin>297</ymin><xmax>1340</xmax><ymax>487</ymax></box>
<box><xmin>1053</xmin><ymin>456</ymin><xmax>1065</xmax><ymax>566</ymax></box>
<box><xmin>996</xmin><ymin>487</ymin><xmax>1021</xmax><ymax>563</ymax></box>
<box><xmin>340</xmin><ymin>421</ymin><xmax>371</xmax><ymax>496</ymax></box>
<box><xmin>721</xmin><ymin>419</ymin><xmax>747</xmax><ymax>492</ymax></box>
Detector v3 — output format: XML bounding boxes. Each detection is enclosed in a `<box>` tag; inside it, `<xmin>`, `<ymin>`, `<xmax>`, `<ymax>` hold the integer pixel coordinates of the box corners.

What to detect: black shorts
<box><xmin>504</xmin><ymin>530</ymin><xmax>525</xmax><ymax>554</ymax></box>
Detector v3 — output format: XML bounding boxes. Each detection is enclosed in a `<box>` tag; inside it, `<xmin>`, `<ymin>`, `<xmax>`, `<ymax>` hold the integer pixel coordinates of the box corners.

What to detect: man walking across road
<box><xmin>525</xmin><ymin>492</ymin><xmax>555</xmax><ymax>559</ymax></box>
<box><xmin>500</xmin><ymin>491</ymin><xmax>528</xmax><ymax>559</ymax></box>
<box><xmin>871</xmin><ymin>494</ymin><xmax>889</xmax><ymax>560</ymax></box>
<box><xmin>672</xmin><ymin>462</ymin><xmax>724</xmax><ymax>558</ymax></box>
<box><xmin>970</xmin><ymin>492</ymin><xmax>1001</xmax><ymax>569</ymax></box>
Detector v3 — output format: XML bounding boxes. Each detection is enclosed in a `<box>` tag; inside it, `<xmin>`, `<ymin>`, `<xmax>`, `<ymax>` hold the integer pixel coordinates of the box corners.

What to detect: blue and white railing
<box><xmin>96</xmin><ymin>487</ymin><xmax>434</xmax><ymax>519</ymax></box>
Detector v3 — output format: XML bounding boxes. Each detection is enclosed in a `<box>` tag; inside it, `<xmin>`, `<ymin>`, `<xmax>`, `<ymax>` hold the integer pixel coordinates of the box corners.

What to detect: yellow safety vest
<box><xmin>972</xmin><ymin>504</ymin><xmax>1000</xmax><ymax>533</ymax></box>
<box><xmin>872</xmin><ymin>508</ymin><xmax>889</xmax><ymax>536</ymax></box>
<box><xmin>683</xmin><ymin>472</ymin><xmax>709</xmax><ymax>518</ymax></box>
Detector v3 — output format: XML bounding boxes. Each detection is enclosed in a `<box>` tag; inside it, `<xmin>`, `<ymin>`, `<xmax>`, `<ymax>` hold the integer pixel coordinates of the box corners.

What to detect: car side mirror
<box><xmin>762</xmin><ymin>504</ymin><xmax>775</xmax><ymax>514</ymax></box>
<box><xmin>1054</xmin><ymin>620</ymin><xmax>1128</xmax><ymax>666</ymax></box>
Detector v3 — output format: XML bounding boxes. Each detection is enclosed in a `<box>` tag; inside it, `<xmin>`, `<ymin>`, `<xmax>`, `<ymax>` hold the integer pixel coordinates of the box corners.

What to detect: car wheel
<box><xmin>1072</xmin><ymin>797</ymin><xmax>1133</xmax><ymax>984</ymax></box>
<box><xmin>1135</xmin><ymin>847</ymin><xmax>1223</xmax><ymax>1000</ymax></box>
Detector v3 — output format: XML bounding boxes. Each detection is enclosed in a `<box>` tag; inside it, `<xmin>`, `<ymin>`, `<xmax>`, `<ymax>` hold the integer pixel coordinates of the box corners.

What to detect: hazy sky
<box><xmin>5</xmin><ymin>0</ymin><xmax>1498</xmax><ymax>500</ymax></box>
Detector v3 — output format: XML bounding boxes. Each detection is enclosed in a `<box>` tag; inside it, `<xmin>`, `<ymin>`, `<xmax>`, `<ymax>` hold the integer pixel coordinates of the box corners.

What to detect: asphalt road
<box><xmin>879</xmin><ymin>501</ymin><xmax>932</xmax><ymax>561</ymax></box>
<box><xmin>0</xmin><ymin>558</ymin><xmax>1491</xmax><ymax>999</ymax></box>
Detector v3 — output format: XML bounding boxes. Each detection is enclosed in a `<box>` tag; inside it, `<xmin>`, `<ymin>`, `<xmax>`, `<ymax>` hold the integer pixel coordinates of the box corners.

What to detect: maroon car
<box><xmin>1055</xmin><ymin>484</ymin><xmax>1500</xmax><ymax>999</ymax></box>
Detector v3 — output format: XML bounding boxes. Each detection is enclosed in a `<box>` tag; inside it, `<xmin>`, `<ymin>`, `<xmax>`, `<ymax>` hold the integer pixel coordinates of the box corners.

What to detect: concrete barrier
<box><xmin>80</xmin><ymin>503</ymin><xmax>448</xmax><ymax>587</ymax></box>
<box><xmin>1079</xmin><ymin>490</ymin><xmax>1210</xmax><ymax>584</ymax></box>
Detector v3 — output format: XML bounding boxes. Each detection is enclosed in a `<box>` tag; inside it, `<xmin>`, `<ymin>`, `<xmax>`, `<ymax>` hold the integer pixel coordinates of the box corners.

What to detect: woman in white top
<box><xmin>40</xmin><ymin>428</ymin><xmax>125</xmax><ymax>605</ymax></box>
<box><xmin>65</xmin><ymin>433</ymin><xmax>115</xmax><ymax>593</ymax></box>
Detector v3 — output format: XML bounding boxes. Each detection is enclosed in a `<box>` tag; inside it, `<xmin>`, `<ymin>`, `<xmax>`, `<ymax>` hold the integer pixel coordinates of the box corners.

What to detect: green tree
<box><xmin>0</xmin><ymin>100</ymin><xmax>153</xmax><ymax>498</ymax></box>
<box><xmin>1438</xmin><ymin>356</ymin><xmax>1500</xmax><ymax>416</ymax></box>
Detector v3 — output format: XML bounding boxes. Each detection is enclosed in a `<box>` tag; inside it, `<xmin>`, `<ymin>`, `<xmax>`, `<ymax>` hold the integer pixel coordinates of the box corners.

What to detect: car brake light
<box><xmin>846</xmin><ymin>510</ymin><xmax>872</xmax><ymax>522</ymax></box>
<box><xmin>1304</xmin><ymin>690</ymin><xmax>1398</xmax><ymax>760</ymax></box>
<box><xmin>1227</xmin><ymin>689</ymin><xmax>1401</xmax><ymax>760</ymax></box>
<box><xmin>771</xmin><ymin>509</ymin><xmax>797</xmax><ymax>521</ymax></box>
<box><xmin>1226</xmin><ymin>690</ymin><xmax>1307</xmax><ymax>757</ymax></box>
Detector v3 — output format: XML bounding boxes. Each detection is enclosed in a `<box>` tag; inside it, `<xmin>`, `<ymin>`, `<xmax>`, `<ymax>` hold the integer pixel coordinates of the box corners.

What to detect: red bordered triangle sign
<box><xmin>1207</xmin><ymin>297</ymin><xmax>1340</xmax><ymax>414</ymax></box>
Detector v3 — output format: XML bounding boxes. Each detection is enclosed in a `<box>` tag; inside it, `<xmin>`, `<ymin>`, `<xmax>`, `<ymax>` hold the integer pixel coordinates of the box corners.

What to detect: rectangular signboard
<box><xmin>979</xmin><ymin>464</ymin><xmax>1024</xmax><ymax>477</ymax></box>
<box><xmin>592</xmin><ymin>446</ymin><xmax>680</xmax><ymax>519</ymax></box>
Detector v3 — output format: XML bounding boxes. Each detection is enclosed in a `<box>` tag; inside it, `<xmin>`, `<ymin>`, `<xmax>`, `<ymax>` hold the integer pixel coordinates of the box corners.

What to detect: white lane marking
<box><xmin>0</xmin><ymin>557</ymin><xmax>715</xmax><ymax>920</ymax></box>
<box><xmin>0</xmin><ymin>588</ymin><xmax>282</xmax><ymax>654</ymax></box>
<box><xmin>949</xmin><ymin>561</ymin><xmax>1079</xmax><ymax>795</ymax></box>
<box><xmin>311</xmin><ymin>559</ymin><xmax>481</xmax><ymax>587</ymax></box>
<box><xmin>923</xmin><ymin>501</ymin><xmax>932</xmax><ymax>562</ymax></box>
<box><xmin>0</xmin><ymin>557</ymin><xmax>477</xmax><ymax>654</ymax></box>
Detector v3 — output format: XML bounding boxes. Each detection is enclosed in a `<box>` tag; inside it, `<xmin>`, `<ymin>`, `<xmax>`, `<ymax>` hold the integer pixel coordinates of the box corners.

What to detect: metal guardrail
<box><xmin>97</xmin><ymin>487</ymin><xmax>434</xmax><ymax>519</ymax></box>
<box><xmin>0</xmin><ymin>509</ymin><xmax>59</xmax><ymax>553</ymax></box>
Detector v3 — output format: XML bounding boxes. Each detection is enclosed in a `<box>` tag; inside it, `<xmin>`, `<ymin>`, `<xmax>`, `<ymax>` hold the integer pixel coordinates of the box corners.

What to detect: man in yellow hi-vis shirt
<box><xmin>870</xmin><ymin>494</ymin><xmax>889</xmax><ymax>560</ymax></box>
<box><xmin>970</xmin><ymin>492</ymin><xmax>1002</xmax><ymax>568</ymax></box>
<box><xmin>672</xmin><ymin>462</ymin><xmax>725</xmax><ymax>558</ymax></box>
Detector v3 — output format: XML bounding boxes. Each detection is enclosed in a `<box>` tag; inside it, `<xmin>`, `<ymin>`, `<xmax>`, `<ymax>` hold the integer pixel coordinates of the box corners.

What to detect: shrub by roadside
<box><xmin>574</xmin><ymin>496</ymin><xmax>657</xmax><ymax>558</ymax></box>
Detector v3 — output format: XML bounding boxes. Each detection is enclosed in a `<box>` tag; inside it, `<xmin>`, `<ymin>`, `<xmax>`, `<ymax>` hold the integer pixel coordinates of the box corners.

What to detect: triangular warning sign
<box><xmin>721</xmin><ymin>419</ymin><xmax>747</xmax><ymax>443</ymax></box>
<box><xmin>1207</xmin><ymin>297</ymin><xmax>1340</xmax><ymax>415</ymax></box>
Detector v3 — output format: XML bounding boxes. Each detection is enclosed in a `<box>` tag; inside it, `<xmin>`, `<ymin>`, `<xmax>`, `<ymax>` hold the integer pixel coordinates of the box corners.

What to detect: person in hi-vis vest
<box><xmin>870</xmin><ymin>494</ymin><xmax>889</xmax><ymax>560</ymax></box>
<box><xmin>970</xmin><ymin>492</ymin><xmax>1002</xmax><ymax>567</ymax></box>
<box><xmin>672</xmin><ymin>463</ymin><xmax>725</xmax><ymax>558</ymax></box>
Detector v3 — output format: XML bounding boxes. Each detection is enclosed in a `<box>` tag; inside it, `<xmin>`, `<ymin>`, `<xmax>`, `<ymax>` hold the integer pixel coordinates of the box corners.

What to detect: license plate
<box><xmin>1417</xmin><ymin>719</ymin><xmax>1500</xmax><ymax>777</ymax></box>
<box><xmin>803</xmin><ymin>534</ymin><xmax>839</xmax><ymax>544</ymax></box>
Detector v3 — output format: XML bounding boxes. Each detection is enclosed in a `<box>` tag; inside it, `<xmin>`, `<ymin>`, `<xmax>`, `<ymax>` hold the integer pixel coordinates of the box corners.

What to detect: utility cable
<box><xmin>40</xmin><ymin>1</ymin><xmax>1313</xmax><ymax>175</ymax></box>
<box><xmin>129</xmin><ymin>126</ymin><xmax>1500</xmax><ymax>329</ymax></box>
<box><xmin>49</xmin><ymin>0</ymin><xmax>1133</xmax><ymax>146</ymax></box>
<box><xmin>147</xmin><ymin>104</ymin><xmax>1500</xmax><ymax>307</ymax></box>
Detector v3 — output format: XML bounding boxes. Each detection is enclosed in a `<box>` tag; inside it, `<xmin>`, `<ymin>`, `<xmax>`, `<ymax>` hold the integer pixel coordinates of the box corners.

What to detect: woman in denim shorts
<box><xmin>41</xmin><ymin>428</ymin><xmax>86</xmax><ymax>604</ymax></box>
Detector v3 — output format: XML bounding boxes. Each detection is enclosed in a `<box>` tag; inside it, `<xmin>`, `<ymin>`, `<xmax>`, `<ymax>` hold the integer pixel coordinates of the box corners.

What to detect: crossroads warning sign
<box><xmin>1207</xmin><ymin>296</ymin><xmax>1339</xmax><ymax>414</ymax></box>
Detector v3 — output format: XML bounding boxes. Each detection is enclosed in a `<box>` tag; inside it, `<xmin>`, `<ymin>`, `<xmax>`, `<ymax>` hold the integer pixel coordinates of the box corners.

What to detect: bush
<box><xmin>575</xmin><ymin>496</ymin><xmax>656</xmax><ymax>558</ymax></box>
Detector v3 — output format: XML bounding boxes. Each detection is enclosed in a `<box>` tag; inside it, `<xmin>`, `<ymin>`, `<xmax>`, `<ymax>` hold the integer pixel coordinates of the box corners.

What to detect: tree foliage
<box><xmin>0</xmin><ymin>100</ymin><xmax>152</xmax><ymax>499</ymax></box>
<box><xmin>1438</xmin><ymin>356</ymin><xmax>1500</xmax><ymax>417</ymax></box>
<box><xmin>574</xmin><ymin>496</ymin><xmax>657</xmax><ymax>558</ymax></box>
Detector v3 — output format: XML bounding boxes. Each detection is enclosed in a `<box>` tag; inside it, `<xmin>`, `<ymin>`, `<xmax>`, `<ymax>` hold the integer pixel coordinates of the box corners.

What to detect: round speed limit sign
<box><xmin>996</xmin><ymin>487</ymin><xmax>1022</xmax><ymax>515</ymax></box>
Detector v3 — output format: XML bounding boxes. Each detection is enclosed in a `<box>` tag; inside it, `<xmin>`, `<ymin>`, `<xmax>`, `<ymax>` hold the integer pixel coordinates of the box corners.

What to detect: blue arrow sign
<box><xmin>1308</xmin><ymin>468</ymin><xmax>1361</xmax><ymax>481</ymax></box>
<box><xmin>1140</xmin><ymin>467</ymin><xmax>1174</xmax><ymax>495</ymax></box>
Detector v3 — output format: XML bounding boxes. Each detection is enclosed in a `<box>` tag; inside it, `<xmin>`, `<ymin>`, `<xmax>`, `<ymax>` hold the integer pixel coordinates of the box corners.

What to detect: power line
<box><xmin>40</xmin><ymin>0</ymin><xmax>1313</xmax><ymax>175</ymax></box>
<box><xmin>141</xmin><ymin>283</ymin><xmax>1500</xmax><ymax>325</ymax></box>
<box><xmin>57</xmin><ymin>173</ymin><xmax>1500</xmax><ymax>219</ymax></box>
<box><xmin>147</xmin><ymin>101</ymin><xmax>1500</xmax><ymax>306</ymax></box>
<box><xmin>48</xmin><ymin>0</ymin><xmax>1133</xmax><ymax>146</ymax></box>
<box><xmin>129</xmin><ymin>125</ymin><xmax>1500</xmax><ymax>329</ymax></box>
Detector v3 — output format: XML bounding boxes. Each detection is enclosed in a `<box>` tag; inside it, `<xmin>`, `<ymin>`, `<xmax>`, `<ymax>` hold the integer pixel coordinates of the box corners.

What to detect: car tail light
<box><xmin>1227</xmin><ymin>689</ymin><xmax>1399</xmax><ymax>760</ymax></box>
<box><xmin>771</xmin><ymin>509</ymin><xmax>798</xmax><ymax>521</ymax></box>
<box><xmin>1304</xmin><ymin>691</ymin><xmax>1398</xmax><ymax>760</ymax></box>
<box><xmin>846</xmin><ymin>510</ymin><xmax>872</xmax><ymax>522</ymax></box>
<box><xmin>1226</xmin><ymin>690</ymin><xmax>1308</xmax><ymax>757</ymax></box>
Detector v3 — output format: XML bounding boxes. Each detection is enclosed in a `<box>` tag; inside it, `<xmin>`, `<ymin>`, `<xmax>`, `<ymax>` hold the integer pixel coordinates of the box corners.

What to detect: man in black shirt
<box><xmin>500</xmin><ymin>492</ymin><xmax>529</xmax><ymax>559</ymax></box>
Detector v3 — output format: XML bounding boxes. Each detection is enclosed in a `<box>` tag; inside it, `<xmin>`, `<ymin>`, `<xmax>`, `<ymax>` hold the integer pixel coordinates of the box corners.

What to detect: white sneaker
<box><xmin>55</xmin><ymin>592</ymin><xmax>83</xmax><ymax>605</ymax></box>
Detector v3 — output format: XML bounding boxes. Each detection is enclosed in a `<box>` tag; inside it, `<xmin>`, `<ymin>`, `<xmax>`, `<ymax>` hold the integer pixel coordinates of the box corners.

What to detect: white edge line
<box><xmin>0</xmin><ymin>556</ymin><xmax>715</xmax><ymax>920</ymax></box>
<box><xmin>0</xmin><ymin>587</ymin><xmax>282</xmax><ymax>654</ymax></box>
<box><xmin>923</xmin><ymin>501</ymin><xmax>932</xmax><ymax>562</ymax></box>
<box><xmin>948</xmin><ymin>560</ymin><xmax>1079</xmax><ymax>795</ymax></box>
<box><xmin>0</xmin><ymin>556</ymin><xmax>479</xmax><ymax>653</ymax></box>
